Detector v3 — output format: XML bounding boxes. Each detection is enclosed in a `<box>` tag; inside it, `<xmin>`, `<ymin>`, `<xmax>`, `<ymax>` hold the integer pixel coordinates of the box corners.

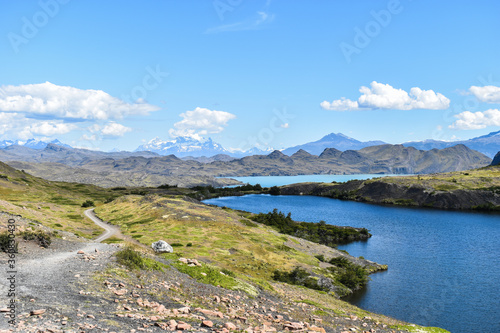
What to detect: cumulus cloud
<box><xmin>0</xmin><ymin>112</ymin><xmax>20</xmax><ymax>135</ymax></box>
<box><xmin>469</xmin><ymin>85</ymin><xmax>500</xmax><ymax>103</ymax></box>
<box><xmin>321</xmin><ymin>81</ymin><xmax>450</xmax><ymax>111</ymax></box>
<box><xmin>320</xmin><ymin>98</ymin><xmax>360</xmax><ymax>111</ymax></box>
<box><xmin>169</xmin><ymin>107</ymin><xmax>236</xmax><ymax>139</ymax></box>
<box><xmin>0</xmin><ymin>81</ymin><xmax>160</xmax><ymax>120</ymax></box>
<box><xmin>101</xmin><ymin>122</ymin><xmax>132</xmax><ymax>137</ymax></box>
<box><xmin>27</xmin><ymin>121</ymin><xmax>76</xmax><ymax>136</ymax></box>
<box><xmin>449</xmin><ymin>109</ymin><xmax>500</xmax><ymax>130</ymax></box>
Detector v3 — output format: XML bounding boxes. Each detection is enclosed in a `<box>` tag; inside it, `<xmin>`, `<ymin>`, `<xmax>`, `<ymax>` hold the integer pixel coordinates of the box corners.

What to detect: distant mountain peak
<box><xmin>0</xmin><ymin>138</ymin><xmax>71</xmax><ymax>150</ymax></box>
<box><xmin>135</xmin><ymin>136</ymin><xmax>229</xmax><ymax>158</ymax></box>
<box><xmin>283</xmin><ymin>132</ymin><xmax>386</xmax><ymax>156</ymax></box>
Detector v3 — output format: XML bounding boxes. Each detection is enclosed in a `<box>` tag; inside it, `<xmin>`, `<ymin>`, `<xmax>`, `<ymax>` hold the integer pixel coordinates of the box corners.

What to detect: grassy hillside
<box><xmin>0</xmin><ymin>161</ymin><xmax>138</xmax><ymax>238</ymax></box>
<box><xmin>366</xmin><ymin>165</ymin><xmax>500</xmax><ymax>191</ymax></box>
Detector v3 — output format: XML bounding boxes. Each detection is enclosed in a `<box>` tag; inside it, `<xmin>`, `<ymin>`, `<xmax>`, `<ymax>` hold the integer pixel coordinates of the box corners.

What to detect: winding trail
<box><xmin>84</xmin><ymin>208</ymin><xmax>120</xmax><ymax>242</ymax></box>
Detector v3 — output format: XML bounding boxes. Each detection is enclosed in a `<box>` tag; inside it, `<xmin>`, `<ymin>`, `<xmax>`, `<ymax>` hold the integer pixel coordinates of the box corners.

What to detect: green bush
<box><xmin>0</xmin><ymin>232</ymin><xmax>17</xmax><ymax>253</ymax></box>
<box><xmin>20</xmin><ymin>230</ymin><xmax>52</xmax><ymax>248</ymax></box>
<box><xmin>171</xmin><ymin>243</ymin><xmax>183</xmax><ymax>247</ymax></box>
<box><xmin>268</xmin><ymin>186</ymin><xmax>281</xmax><ymax>195</ymax></box>
<box><xmin>186</xmin><ymin>242</ymin><xmax>193</xmax><ymax>247</ymax></box>
<box><xmin>81</xmin><ymin>200</ymin><xmax>95</xmax><ymax>208</ymax></box>
<box><xmin>272</xmin><ymin>267</ymin><xmax>324</xmax><ymax>291</ymax></box>
<box><xmin>250</xmin><ymin>209</ymin><xmax>371</xmax><ymax>247</ymax></box>
<box><xmin>328</xmin><ymin>256</ymin><xmax>369</xmax><ymax>290</ymax></box>
<box><xmin>116</xmin><ymin>247</ymin><xmax>165</xmax><ymax>271</ymax></box>
<box><xmin>315</xmin><ymin>254</ymin><xmax>326</xmax><ymax>262</ymax></box>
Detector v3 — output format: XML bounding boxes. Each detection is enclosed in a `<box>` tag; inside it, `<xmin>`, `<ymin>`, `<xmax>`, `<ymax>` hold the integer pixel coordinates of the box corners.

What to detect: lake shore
<box><xmin>278</xmin><ymin>166</ymin><xmax>500</xmax><ymax>211</ymax></box>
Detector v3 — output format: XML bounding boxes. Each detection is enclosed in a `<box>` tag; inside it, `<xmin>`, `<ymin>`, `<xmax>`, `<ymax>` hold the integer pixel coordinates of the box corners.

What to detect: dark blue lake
<box><xmin>204</xmin><ymin>194</ymin><xmax>500</xmax><ymax>333</ymax></box>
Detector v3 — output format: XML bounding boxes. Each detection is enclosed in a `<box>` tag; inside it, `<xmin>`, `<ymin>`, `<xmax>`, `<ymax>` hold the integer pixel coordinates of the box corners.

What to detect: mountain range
<box><xmin>1</xmin><ymin>142</ymin><xmax>491</xmax><ymax>188</ymax></box>
<box><xmin>2</xmin><ymin>130</ymin><xmax>499</xmax><ymax>159</ymax></box>
<box><xmin>402</xmin><ymin>130</ymin><xmax>500</xmax><ymax>158</ymax></box>
<box><xmin>0</xmin><ymin>138</ymin><xmax>71</xmax><ymax>150</ymax></box>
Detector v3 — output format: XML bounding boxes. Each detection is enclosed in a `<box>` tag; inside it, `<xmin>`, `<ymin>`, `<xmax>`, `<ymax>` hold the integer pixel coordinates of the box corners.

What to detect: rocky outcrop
<box><xmin>281</xmin><ymin>179</ymin><xmax>500</xmax><ymax>210</ymax></box>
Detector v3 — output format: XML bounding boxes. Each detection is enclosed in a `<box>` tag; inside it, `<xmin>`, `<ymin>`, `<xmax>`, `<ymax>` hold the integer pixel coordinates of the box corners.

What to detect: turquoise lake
<box><xmin>204</xmin><ymin>191</ymin><xmax>500</xmax><ymax>333</ymax></box>
<box><xmin>225</xmin><ymin>174</ymin><xmax>402</xmax><ymax>187</ymax></box>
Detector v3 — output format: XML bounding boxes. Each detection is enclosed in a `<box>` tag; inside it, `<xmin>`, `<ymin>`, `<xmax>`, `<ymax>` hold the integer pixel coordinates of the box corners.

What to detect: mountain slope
<box><xmin>283</xmin><ymin>133</ymin><xmax>386</xmax><ymax>156</ymax></box>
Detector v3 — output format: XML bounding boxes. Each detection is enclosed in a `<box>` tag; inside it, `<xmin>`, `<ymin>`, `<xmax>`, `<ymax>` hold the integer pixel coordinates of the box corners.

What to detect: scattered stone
<box><xmin>177</xmin><ymin>306</ymin><xmax>190</xmax><ymax>314</ymax></box>
<box><xmin>77</xmin><ymin>250</ymin><xmax>85</xmax><ymax>254</ymax></box>
<box><xmin>224</xmin><ymin>322</ymin><xmax>237</xmax><ymax>330</ymax></box>
<box><xmin>202</xmin><ymin>320</ymin><xmax>214</xmax><ymax>328</ymax></box>
<box><xmin>176</xmin><ymin>322</ymin><xmax>191</xmax><ymax>330</ymax></box>
<box><xmin>151</xmin><ymin>240</ymin><xmax>173</xmax><ymax>253</ymax></box>
<box><xmin>30</xmin><ymin>309</ymin><xmax>46</xmax><ymax>316</ymax></box>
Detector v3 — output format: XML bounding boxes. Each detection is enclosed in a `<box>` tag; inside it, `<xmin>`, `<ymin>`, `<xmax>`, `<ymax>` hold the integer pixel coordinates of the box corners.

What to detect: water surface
<box><xmin>225</xmin><ymin>174</ymin><xmax>402</xmax><ymax>187</ymax></box>
<box><xmin>204</xmin><ymin>194</ymin><xmax>500</xmax><ymax>333</ymax></box>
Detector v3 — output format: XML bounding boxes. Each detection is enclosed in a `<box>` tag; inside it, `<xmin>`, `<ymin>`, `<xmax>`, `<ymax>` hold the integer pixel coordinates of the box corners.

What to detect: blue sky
<box><xmin>0</xmin><ymin>0</ymin><xmax>499</xmax><ymax>151</ymax></box>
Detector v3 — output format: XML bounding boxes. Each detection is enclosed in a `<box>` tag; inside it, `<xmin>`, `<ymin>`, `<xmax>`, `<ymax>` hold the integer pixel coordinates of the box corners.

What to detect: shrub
<box><xmin>272</xmin><ymin>267</ymin><xmax>324</xmax><ymax>291</ymax></box>
<box><xmin>250</xmin><ymin>209</ymin><xmax>371</xmax><ymax>248</ymax></box>
<box><xmin>328</xmin><ymin>256</ymin><xmax>369</xmax><ymax>290</ymax></box>
<box><xmin>158</xmin><ymin>184</ymin><xmax>178</xmax><ymax>189</ymax></box>
<box><xmin>21</xmin><ymin>230</ymin><xmax>52</xmax><ymax>248</ymax></box>
<box><xmin>315</xmin><ymin>254</ymin><xmax>326</xmax><ymax>262</ymax></box>
<box><xmin>268</xmin><ymin>186</ymin><xmax>281</xmax><ymax>195</ymax></box>
<box><xmin>0</xmin><ymin>232</ymin><xmax>17</xmax><ymax>253</ymax></box>
<box><xmin>171</xmin><ymin>243</ymin><xmax>183</xmax><ymax>247</ymax></box>
<box><xmin>116</xmin><ymin>247</ymin><xmax>165</xmax><ymax>271</ymax></box>
<box><xmin>81</xmin><ymin>200</ymin><xmax>95</xmax><ymax>208</ymax></box>
<box><xmin>186</xmin><ymin>242</ymin><xmax>193</xmax><ymax>247</ymax></box>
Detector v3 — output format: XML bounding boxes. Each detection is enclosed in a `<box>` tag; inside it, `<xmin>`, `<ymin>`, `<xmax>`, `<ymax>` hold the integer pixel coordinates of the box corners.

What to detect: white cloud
<box><xmin>0</xmin><ymin>81</ymin><xmax>160</xmax><ymax>120</ymax></box>
<box><xmin>320</xmin><ymin>98</ymin><xmax>360</xmax><ymax>111</ymax></box>
<box><xmin>321</xmin><ymin>81</ymin><xmax>450</xmax><ymax>111</ymax></box>
<box><xmin>449</xmin><ymin>109</ymin><xmax>500</xmax><ymax>130</ymax></box>
<box><xmin>101</xmin><ymin>122</ymin><xmax>132</xmax><ymax>137</ymax></box>
<box><xmin>169</xmin><ymin>107</ymin><xmax>236</xmax><ymax>139</ymax></box>
<box><xmin>469</xmin><ymin>85</ymin><xmax>500</xmax><ymax>103</ymax></box>
<box><xmin>280</xmin><ymin>123</ymin><xmax>290</xmax><ymax>129</ymax></box>
<box><xmin>27</xmin><ymin>121</ymin><xmax>76</xmax><ymax>136</ymax></box>
<box><xmin>0</xmin><ymin>112</ymin><xmax>20</xmax><ymax>135</ymax></box>
<box><xmin>205</xmin><ymin>11</ymin><xmax>275</xmax><ymax>34</ymax></box>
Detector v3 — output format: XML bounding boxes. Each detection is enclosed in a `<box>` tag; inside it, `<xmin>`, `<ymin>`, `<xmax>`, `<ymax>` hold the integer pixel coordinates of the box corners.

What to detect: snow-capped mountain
<box><xmin>135</xmin><ymin>136</ymin><xmax>231</xmax><ymax>157</ymax></box>
<box><xmin>0</xmin><ymin>139</ymin><xmax>72</xmax><ymax>150</ymax></box>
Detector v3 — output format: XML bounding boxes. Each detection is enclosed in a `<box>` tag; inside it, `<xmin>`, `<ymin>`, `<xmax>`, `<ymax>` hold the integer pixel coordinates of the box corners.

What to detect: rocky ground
<box><xmin>0</xmin><ymin>213</ymin><xmax>440</xmax><ymax>333</ymax></box>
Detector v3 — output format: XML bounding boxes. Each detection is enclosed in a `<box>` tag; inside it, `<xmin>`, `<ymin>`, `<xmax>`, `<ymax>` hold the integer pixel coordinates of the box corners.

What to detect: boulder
<box><xmin>151</xmin><ymin>240</ymin><xmax>173</xmax><ymax>253</ymax></box>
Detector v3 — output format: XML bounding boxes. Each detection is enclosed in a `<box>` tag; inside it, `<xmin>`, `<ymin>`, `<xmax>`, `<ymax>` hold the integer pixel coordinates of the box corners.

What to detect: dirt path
<box><xmin>84</xmin><ymin>208</ymin><xmax>120</xmax><ymax>242</ymax></box>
